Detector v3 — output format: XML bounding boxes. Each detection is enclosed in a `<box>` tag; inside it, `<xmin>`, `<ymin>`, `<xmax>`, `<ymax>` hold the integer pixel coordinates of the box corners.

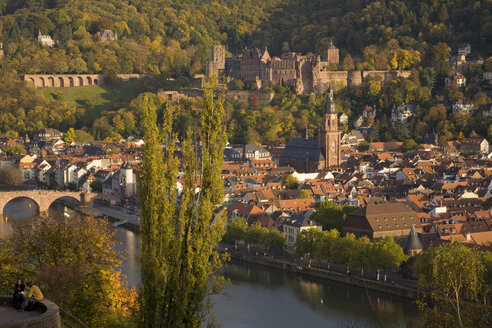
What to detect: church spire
<box><xmin>325</xmin><ymin>84</ymin><xmax>336</xmax><ymax>114</ymax></box>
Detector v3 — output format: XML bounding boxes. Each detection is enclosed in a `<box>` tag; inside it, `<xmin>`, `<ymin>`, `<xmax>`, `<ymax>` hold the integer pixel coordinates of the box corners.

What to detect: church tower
<box><xmin>318</xmin><ymin>85</ymin><xmax>341</xmax><ymax>167</ymax></box>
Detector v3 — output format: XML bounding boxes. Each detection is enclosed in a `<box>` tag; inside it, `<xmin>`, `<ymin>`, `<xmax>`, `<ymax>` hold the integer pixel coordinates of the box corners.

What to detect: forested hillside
<box><xmin>0</xmin><ymin>0</ymin><xmax>491</xmax><ymax>74</ymax></box>
<box><xmin>0</xmin><ymin>0</ymin><xmax>491</xmax><ymax>145</ymax></box>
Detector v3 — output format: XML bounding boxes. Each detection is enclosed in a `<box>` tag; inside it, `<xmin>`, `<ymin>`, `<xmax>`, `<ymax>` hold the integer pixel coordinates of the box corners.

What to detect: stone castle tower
<box><xmin>206</xmin><ymin>45</ymin><xmax>226</xmax><ymax>79</ymax></box>
<box><xmin>323</xmin><ymin>40</ymin><xmax>339</xmax><ymax>67</ymax></box>
<box><xmin>318</xmin><ymin>85</ymin><xmax>341</xmax><ymax>167</ymax></box>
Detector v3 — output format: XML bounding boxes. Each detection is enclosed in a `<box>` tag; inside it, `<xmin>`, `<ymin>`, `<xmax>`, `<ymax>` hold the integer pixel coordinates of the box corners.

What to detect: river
<box><xmin>1</xmin><ymin>198</ymin><xmax>419</xmax><ymax>327</ymax></box>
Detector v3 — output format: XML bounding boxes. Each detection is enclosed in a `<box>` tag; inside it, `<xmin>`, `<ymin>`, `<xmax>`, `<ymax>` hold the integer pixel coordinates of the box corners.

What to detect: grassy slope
<box><xmin>39</xmin><ymin>80</ymin><xmax>143</xmax><ymax>120</ymax></box>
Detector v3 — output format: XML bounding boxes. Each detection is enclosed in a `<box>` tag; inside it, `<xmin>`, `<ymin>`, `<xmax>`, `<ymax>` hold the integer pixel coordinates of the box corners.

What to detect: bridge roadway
<box><xmin>91</xmin><ymin>204</ymin><xmax>141</xmax><ymax>227</ymax></box>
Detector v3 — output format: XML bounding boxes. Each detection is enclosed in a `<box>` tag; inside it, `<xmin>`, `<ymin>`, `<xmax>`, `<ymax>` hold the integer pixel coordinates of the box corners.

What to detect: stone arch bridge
<box><xmin>24</xmin><ymin>74</ymin><xmax>149</xmax><ymax>88</ymax></box>
<box><xmin>24</xmin><ymin>74</ymin><xmax>103</xmax><ymax>88</ymax></box>
<box><xmin>0</xmin><ymin>190</ymin><xmax>116</xmax><ymax>216</ymax></box>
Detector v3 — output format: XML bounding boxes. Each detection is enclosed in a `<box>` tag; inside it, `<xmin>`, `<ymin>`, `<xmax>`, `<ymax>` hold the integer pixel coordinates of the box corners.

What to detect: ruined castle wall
<box><xmin>226</xmin><ymin>90</ymin><xmax>274</xmax><ymax>105</ymax></box>
<box><xmin>272</xmin><ymin>59</ymin><xmax>297</xmax><ymax>87</ymax></box>
<box><xmin>318</xmin><ymin>71</ymin><xmax>349</xmax><ymax>91</ymax></box>
<box><xmin>347</xmin><ymin>70</ymin><xmax>363</xmax><ymax>86</ymax></box>
<box><xmin>362</xmin><ymin>70</ymin><xmax>410</xmax><ymax>82</ymax></box>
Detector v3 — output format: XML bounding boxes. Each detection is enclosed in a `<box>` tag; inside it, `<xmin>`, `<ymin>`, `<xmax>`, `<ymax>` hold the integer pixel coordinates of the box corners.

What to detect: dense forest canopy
<box><xmin>0</xmin><ymin>0</ymin><xmax>490</xmax><ymax>75</ymax></box>
<box><xmin>0</xmin><ymin>0</ymin><xmax>491</xmax><ymax>145</ymax></box>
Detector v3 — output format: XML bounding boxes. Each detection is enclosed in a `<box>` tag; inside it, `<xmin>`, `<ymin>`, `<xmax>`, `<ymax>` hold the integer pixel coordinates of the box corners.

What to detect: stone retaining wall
<box><xmin>0</xmin><ymin>296</ymin><xmax>61</xmax><ymax>328</ymax></box>
<box><xmin>229</xmin><ymin>252</ymin><xmax>419</xmax><ymax>299</ymax></box>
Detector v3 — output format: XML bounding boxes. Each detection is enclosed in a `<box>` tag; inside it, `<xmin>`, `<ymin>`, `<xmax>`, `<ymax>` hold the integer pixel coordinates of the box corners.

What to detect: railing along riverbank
<box><xmin>221</xmin><ymin>246</ymin><xmax>420</xmax><ymax>299</ymax></box>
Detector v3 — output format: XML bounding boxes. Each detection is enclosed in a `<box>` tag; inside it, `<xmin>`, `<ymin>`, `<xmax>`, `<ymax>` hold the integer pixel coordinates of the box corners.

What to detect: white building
<box><xmin>452</xmin><ymin>98</ymin><xmax>475</xmax><ymax>114</ymax></box>
<box><xmin>283</xmin><ymin>211</ymin><xmax>321</xmax><ymax>253</ymax></box>
<box><xmin>38</xmin><ymin>30</ymin><xmax>55</xmax><ymax>47</ymax></box>
<box><xmin>445</xmin><ymin>73</ymin><xmax>466</xmax><ymax>88</ymax></box>
<box><xmin>391</xmin><ymin>104</ymin><xmax>415</xmax><ymax>123</ymax></box>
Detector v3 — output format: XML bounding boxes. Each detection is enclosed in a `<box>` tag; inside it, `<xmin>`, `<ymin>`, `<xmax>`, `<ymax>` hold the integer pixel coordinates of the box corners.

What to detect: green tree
<box><xmin>69</xmin><ymin>57</ymin><xmax>87</xmax><ymax>74</ymax></box>
<box><xmin>331</xmin><ymin>233</ymin><xmax>361</xmax><ymax>274</ymax></box>
<box><xmin>369</xmin><ymin>237</ymin><xmax>407</xmax><ymax>281</ymax></box>
<box><xmin>311</xmin><ymin>201</ymin><xmax>357</xmax><ymax>232</ymax></box>
<box><xmin>138</xmin><ymin>79</ymin><xmax>227</xmax><ymax>327</ymax></box>
<box><xmin>3</xmin><ymin>144</ymin><xmax>26</xmax><ymax>155</ymax></box>
<box><xmin>223</xmin><ymin>217</ymin><xmax>248</xmax><ymax>249</ymax></box>
<box><xmin>283</xmin><ymin>174</ymin><xmax>299</xmax><ymax>189</ymax></box>
<box><xmin>299</xmin><ymin>190</ymin><xmax>311</xmax><ymax>199</ymax></box>
<box><xmin>401</xmin><ymin>139</ymin><xmax>418</xmax><ymax>152</ymax></box>
<box><xmin>313</xmin><ymin>229</ymin><xmax>340</xmax><ymax>269</ymax></box>
<box><xmin>415</xmin><ymin>243</ymin><xmax>486</xmax><ymax>328</ymax></box>
<box><xmin>246</xmin><ymin>223</ymin><xmax>269</xmax><ymax>251</ymax></box>
<box><xmin>263</xmin><ymin>229</ymin><xmax>286</xmax><ymax>252</ymax></box>
<box><xmin>53</xmin><ymin>61</ymin><xmax>68</xmax><ymax>74</ymax></box>
<box><xmin>89</xmin><ymin>180</ymin><xmax>102</xmax><ymax>193</ymax></box>
<box><xmin>64</xmin><ymin>128</ymin><xmax>76</xmax><ymax>142</ymax></box>
<box><xmin>0</xmin><ymin>166</ymin><xmax>24</xmax><ymax>187</ymax></box>
<box><xmin>74</xmin><ymin>129</ymin><xmax>94</xmax><ymax>142</ymax></box>
<box><xmin>295</xmin><ymin>228</ymin><xmax>323</xmax><ymax>266</ymax></box>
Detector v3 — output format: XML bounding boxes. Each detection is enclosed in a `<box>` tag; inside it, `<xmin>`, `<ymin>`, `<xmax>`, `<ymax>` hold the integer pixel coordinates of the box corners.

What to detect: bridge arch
<box><xmin>93</xmin><ymin>78</ymin><xmax>99</xmax><ymax>85</ymax></box>
<box><xmin>68</xmin><ymin>77</ymin><xmax>74</xmax><ymax>87</ymax></box>
<box><xmin>47</xmin><ymin>76</ymin><xmax>55</xmax><ymax>87</ymax></box>
<box><xmin>2</xmin><ymin>197</ymin><xmax>40</xmax><ymax>220</ymax></box>
<box><xmin>77</xmin><ymin>76</ymin><xmax>84</xmax><ymax>86</ymax></box>
<box><xmin>87</xmin><ymin>76</ymin><xmax>93</xmax><ymax>85</ymax></box>
<box><xmin>58</xmin><ymin>77</ymin><xmax>65</xmax><ymax>87</ymax></box>
<box><xmin>40</xmin><ymin>77</ymin><xmax>46</xmax><ymax>88</ymax></box>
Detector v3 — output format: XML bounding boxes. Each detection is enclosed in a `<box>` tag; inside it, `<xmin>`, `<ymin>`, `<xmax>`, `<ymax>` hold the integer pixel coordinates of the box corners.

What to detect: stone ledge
<box><xmin>0</xmin><ymin>296</ymin><xmax>61</xmax><ymax>328</ymax></box>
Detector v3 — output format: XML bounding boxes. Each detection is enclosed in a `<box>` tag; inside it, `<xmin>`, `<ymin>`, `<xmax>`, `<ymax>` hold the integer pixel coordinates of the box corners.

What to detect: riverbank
<box><xmin>76</xmin><ymin>204</ymin><xmax>419</xmax><ymax>299</ymax></box>
<box><xmin>227</xmin><ymin>250</ymin><xmax>420</xmax><ymax>300</ymax></box>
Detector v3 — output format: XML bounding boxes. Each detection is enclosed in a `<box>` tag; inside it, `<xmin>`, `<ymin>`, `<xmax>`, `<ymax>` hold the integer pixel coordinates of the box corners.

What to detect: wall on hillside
<box><xmin>24</xmin><ymin>74</ymin><xmax>148</xmax><ymax>88</ymax></box>
<box><xmin>226</xmin><ymin>90</ymin><xmax>274</xmax><ymax>105</ymax></box>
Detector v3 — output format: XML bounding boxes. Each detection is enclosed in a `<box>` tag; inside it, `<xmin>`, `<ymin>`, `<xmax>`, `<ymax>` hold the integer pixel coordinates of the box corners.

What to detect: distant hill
<box><xmin>0</xmin><ymin>1</ymin><xmax>490</xmax><ymax>76</ymax></box>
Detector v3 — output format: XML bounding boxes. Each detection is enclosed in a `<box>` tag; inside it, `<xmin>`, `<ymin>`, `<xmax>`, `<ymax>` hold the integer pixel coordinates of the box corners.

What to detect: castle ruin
<box><xmin>207</xmin><ymin>44</ymin><xmax>410</xmax><ymax>94</ymax></box>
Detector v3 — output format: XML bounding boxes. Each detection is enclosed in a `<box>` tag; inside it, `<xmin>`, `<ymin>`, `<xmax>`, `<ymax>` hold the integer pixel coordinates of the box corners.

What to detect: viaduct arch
<box><xmin>24</xmin><ymin>74</ymin><xmax>148</xmax><ymax>88</ymax></box>
<box><xmin>0</xmin><ymin>190</ymin><xmax>115</xmax><ymax>216</ymax></box>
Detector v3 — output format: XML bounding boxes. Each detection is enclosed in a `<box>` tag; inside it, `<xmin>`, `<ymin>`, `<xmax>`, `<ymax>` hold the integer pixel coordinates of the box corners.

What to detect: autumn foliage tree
<box><xmin>415</xmin><ymin>242</ymin><xmax>490</xmax><ymax>328</ymax></box>
<box><xmin>0</xmin><ymin>213</ymin><xmax>137</xmax><ymax>327</ymax></box>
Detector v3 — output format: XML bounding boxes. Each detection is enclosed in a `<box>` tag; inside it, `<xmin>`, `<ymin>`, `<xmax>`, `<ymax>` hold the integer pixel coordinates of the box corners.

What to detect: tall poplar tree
<box><xmin>138</xmin><ymin>79</ymin><xmax>227</xmax><ymax>327</ymax></box>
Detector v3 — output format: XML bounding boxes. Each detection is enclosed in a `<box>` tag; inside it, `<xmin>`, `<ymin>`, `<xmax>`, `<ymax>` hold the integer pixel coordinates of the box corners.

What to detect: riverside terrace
<box><xmin>0</xmin><ymin>275</ymin><xmax>87</xmax><ymax>328</ymax></box>
<box><xmin>0</xmin><ymin>295</ymin><xmax>61</xmax><ymax>328</ymax></box>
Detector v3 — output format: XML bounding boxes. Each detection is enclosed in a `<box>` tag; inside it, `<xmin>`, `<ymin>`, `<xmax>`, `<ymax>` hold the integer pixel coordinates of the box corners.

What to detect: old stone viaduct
<box><xmin>0</xmin><ymin>190</ymin><xmax>115</xmax><ymax>216</ymax></box>
<box><xmin>24</xmin><ymin>74</ymin><xmax>148</xmax><ymax>88</ymax></box>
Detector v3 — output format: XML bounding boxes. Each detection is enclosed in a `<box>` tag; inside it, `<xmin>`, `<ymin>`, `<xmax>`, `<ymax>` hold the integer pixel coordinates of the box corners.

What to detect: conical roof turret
<box><xmin>404</xmin><ymin>225</ymin><xmax>423</xmax><ymax>254</ymax></box>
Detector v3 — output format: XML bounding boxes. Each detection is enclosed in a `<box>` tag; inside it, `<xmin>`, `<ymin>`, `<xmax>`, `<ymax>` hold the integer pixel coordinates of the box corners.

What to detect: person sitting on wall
<box><xmin>12</xmin><ymin>279</ymin><xmax>25</xmax><ymax>309</ymax></box>
<box><xmin>19</xmin><ymin>281</ymin><xmax>44</xmax><ymax>311</ymax></box>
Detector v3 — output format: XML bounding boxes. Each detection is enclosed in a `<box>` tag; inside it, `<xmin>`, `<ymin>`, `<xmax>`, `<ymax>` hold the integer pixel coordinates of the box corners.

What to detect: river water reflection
<box><xmin>1</xmin><ymin>198</ymin><xmax>419</xmax><ymax>327</ymax></box>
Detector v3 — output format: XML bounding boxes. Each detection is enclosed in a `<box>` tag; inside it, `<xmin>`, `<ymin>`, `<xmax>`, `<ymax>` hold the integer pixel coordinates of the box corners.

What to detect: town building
<box><xmin>98</xmin><ymin>30</ymin><xmax>118</xmax><ymax>42</ymax></box>
<box><xmin>445</xmin><ymin>73</ymin><xmax>466</xmax><ymax>88</ymax></box>
<box><xmin>460</xmin><ymin>138</ymin><xmax>489</xmax><ymax>154</ymax></box>
<box><xmin>339</xmin><ymin>113</ymin><xmax>348</xmax><ymax>125</ymax></box>
<box><xmin>280</xmin><ymin>86</ymin><xmax>341</xmax><ymax>172</ymax></box>
<box><xmin>391</xmin><ymin>104</ymin><xmax>415</xmax><ymax>123</ymax></box>
<box><xmin>38</xmin><ymin>30</ymin><xmax>55</xmax><ymax>47</ymax></box>
<box><xmin>343</xmin><ymin>202</ymin><xmax>421</xmax><ymax>239</ymax></box>
<box><xmin>283</xmin><ymin>212</ymin><xmax>322</xmax><ymax>252</ymax></box>
<box><xmin>452</xmin><ymin>98</ymin><xmax>475</xmax><ymax>114</ymax></box>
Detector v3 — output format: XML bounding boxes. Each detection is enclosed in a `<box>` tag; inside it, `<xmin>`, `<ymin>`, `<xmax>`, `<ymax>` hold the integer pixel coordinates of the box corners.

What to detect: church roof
<box><xmin>281</xmin><ymin>138</ymin><xmax>324</xmax><ymax>161</ymax></box>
